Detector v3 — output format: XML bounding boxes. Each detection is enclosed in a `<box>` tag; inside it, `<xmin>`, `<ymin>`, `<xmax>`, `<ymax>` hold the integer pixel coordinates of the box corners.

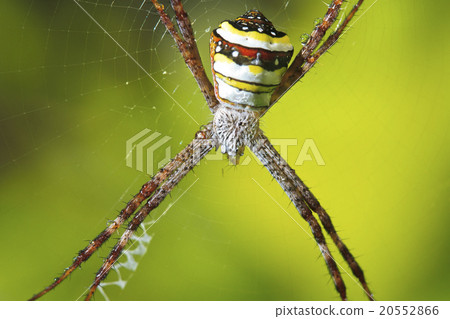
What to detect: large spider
<box><xmin>30</xmin><ymin>0</ymin><xmax>373</xmax><ymax>301</ymax></box>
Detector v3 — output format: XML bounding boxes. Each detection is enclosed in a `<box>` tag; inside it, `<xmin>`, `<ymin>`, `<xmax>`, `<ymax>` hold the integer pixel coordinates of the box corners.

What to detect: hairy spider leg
<box><xmin>252</xmin><ymin>133</ymin><xmax>374</xmax><ymax>300</ymax></box>
<box><xmin>85</xmin><ymin>132</ymin><xmax>214</xmax><ymax>300</ymax></box>
<box><xmin>29</xmin><ymin>127</ymin><xmax>213</xmax><ymax>301</ymax></box>
<box><xmin>296</xmin><ymin>0</ymin><xmax>365</xmax><ymax>88</ymax></box>
<box><xmin>270</xmin><ymin>0</ymin><xmax>364</xmax><ymax>108</ymax></box>
<box><xmin>151</xmin><ymin>0</ymin><xmax>218</xmax><ymax>112</ymax></box>
<box><xmin>250</xmin><ymin>132</ymin><xmax>347</xmax><ymax>300</ymax></box>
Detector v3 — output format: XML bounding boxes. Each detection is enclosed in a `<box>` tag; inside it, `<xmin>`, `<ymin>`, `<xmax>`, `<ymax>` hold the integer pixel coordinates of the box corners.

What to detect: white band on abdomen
<box><xmin>213</xmin><ymin>57</ymin><xmax>285</xmax><ymax>86</ymax></box>
<box><xmin>216</xmin><ymin>22</ymin><xmax>293</xmax><ymax>52</ymax></box>
<box><xmin>216</xmin><ymin>77</ymin><xmax>271</xmax><ymax>107</ymax></box>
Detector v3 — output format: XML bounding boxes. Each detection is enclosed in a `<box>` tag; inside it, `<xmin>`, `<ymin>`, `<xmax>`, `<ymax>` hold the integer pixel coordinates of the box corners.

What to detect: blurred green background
<box><xmin>0</xmin><ymin>0</ymin><xmax>448</xmax><ymax>301</ymax></box>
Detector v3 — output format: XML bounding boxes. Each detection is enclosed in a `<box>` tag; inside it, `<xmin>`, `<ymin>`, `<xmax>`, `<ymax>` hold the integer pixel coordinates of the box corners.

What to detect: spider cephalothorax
<box><xmin>212</xmin><ymin>106</ymin><xmax>259</xmax><ymax>162</ymax></box>
<box><xmin>210</xmin><ymin>10</ymin><xmax>294</xmax><ymax>161</ymax></box>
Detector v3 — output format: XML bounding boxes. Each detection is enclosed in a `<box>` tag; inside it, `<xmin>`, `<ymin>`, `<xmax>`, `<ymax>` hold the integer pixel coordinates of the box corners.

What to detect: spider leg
<box><xmin>252</xmin><ymin>133</ymin><xmax>374</xmax><ymax>300</ymax></box>
<box><xmin>151</xmin><ymin>0</ymin><xmax>218</xmax><ymax>112</ymax></box>
<box><xmin>85</xmin><ymin>133</ymin><xmax>214</xmax><ymax>300</ymax></box>
<box><xmin>269</xmin><ymin>0</ymin><xmax>364</xmax><ymax>108</ymax></box>
<box><xmin>169</xmin><ymin>0</ymin><xmax>198</xmax><ymax>50</ymax></box>
<box><xmin>297</xmin><ymin>0</ymin><xmax>364</xmax><ymax>87</ymax></box>
<box><xmin>29</xmin><ymin>126</ymin><xmax>213</xmax><ymax>301</ymax></box>
<box><xmin>249</xmin><ymin>132</ymin><xmax>347</xmax><ymax>300</ymax></box>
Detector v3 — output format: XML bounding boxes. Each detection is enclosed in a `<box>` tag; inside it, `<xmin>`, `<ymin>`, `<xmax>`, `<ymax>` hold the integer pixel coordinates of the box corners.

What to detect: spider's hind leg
<box><xmin>269</xmin><ymin>0</ymin><xmax>365</xmax><ymax>108</ymax></box>
<box><xmin>151</xmin><ymin>0</ymin><xmax>218</xmax><ymax>112</ymax></box>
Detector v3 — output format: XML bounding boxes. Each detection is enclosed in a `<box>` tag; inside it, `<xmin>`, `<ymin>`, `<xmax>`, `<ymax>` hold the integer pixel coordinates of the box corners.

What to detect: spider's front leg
<box><xmin>249</xmin><ymin>133</ymin><xmax>374</xmax><ymax>301</ymax></box>
<box><xmin>85</xmin><ymin>129</ymin><xmax>214</xmax><ymax>300</ymax></box>
<box><xmin>29</xmin><ymin>126</ymin><xmax>213</xmax><ymax>301</ymax></box>
<box><xmin>249</xmin><ymin>132</ymin><xmax>348</xmax><ymax>300</ymax></box>
<box><xmin>270</xmin><ymin>143</ymin><xmax>374</xmax><ymax>300</ymax></box>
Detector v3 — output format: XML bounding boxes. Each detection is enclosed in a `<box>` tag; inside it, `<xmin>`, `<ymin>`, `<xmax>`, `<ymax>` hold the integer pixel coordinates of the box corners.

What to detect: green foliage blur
<box><xmin>0</xmin><ymin>0</ymin><xmax>448</xmax><ymax>301</ymax></box>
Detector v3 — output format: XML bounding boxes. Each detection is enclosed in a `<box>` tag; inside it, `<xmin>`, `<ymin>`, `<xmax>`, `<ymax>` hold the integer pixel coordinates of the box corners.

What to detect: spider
<box><xmin>30</xmin><ymin>0</ymin><xmax>373</xmax><ymax>301</ymax></box>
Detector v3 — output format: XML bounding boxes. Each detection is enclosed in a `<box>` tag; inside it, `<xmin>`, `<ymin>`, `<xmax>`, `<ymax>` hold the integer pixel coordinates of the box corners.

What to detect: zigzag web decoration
<box><xmin>97</xmin><ymin>201</ymin><xmax>176</xmax><ymax>300</ymax></box>
<box><xmin>97</xmin><ymin>221</ymin><xmax>154</xmax><ymax>300</ymax></box>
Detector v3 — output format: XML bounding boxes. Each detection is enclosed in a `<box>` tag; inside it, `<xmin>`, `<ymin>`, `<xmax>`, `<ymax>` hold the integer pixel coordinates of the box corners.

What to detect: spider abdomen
<box><xmin>210</xmin><ymin>10</ymin><xmax>293</xmax><ymax>110</ymax></box>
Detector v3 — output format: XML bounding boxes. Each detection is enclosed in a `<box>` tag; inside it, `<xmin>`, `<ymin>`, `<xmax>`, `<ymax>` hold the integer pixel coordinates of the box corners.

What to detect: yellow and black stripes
<box><xmin>210</xmin><ymin>10</ymin><xmax>293</xmax><ymax>110</ymax></box>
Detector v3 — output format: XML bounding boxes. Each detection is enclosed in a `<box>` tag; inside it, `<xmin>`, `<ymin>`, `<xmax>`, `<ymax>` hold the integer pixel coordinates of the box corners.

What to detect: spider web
<box><xmin>97</xmin><ymin>221</ymin><xmax>154</xmax><ymax>300</ymax></box>
<box><xmin>0</xmin><ymin>0</ymin><xmax>390</xmax><ymax>301</ymax></box>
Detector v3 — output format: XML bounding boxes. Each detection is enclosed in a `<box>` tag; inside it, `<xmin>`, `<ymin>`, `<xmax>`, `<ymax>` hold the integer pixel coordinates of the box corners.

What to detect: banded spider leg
<box><xmin>270</xmin><ymin>0</ymin><xmax>365</xmax><ymax>107</ymax></box>
<box><xmin>249</xmin><ymin>133</ymin><xmax>374</xmax><ymax>300</ymax></box>
<box><xmin>151</xmin><ymin>0</ymin><xmax>218</xmax><ymax>111</ymax></box>
<box><xmin>84</xmin><ymin>128</ymin><xmax>214</xmax><ymax>300</ymax></box>
<box><xmin>29</xmin><ymin>126</ymin><xmax>214</xmax><ymax>301</ymax></box>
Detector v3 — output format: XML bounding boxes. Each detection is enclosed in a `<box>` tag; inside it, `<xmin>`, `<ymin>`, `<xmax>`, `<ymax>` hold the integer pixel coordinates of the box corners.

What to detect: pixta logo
<box><xmin>127</xmin><ymin>129</ymin><xmax>325</xmax><ymax>174</ymax></box>
<box><xmin>205</xmin><ymin>138</ymin><xmax>325</xmax><ymax>166</ymax></box>
<box><xmin>126</xmin><ymin>129</ymin><xmax>172</xmax><ymax>175</ymax></box>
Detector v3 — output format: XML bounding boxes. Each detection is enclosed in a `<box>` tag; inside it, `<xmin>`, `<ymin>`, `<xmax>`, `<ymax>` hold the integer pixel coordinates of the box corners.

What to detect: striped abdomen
<box><xmin>210</xmin><ymin>10</ymin><xmax>293</xmax><ymax>111</ymax></box>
